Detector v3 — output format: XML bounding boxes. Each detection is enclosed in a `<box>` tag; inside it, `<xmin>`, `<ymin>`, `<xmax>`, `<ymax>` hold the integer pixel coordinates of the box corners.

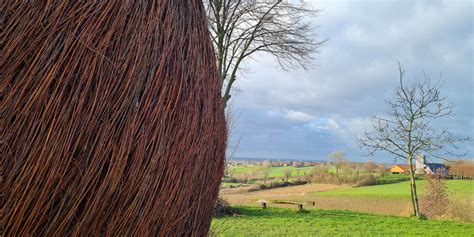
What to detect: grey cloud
<box><xmin>229</xmin><ymin>0</ymin><xmax>474</xmax><ymax>162</ymax></box>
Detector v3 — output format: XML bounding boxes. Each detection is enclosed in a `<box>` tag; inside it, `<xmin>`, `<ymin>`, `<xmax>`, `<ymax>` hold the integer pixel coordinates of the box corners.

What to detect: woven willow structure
<box><xmin>1</xmin><ymin>1</ymin><xmax>226</xmax><ymax>235</ymax></box>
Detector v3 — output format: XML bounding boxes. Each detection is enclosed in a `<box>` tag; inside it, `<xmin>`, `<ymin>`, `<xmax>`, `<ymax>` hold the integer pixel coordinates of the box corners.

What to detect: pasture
<box><xmin>229</xmin><ymin>165</ymin><xmax>314</xmax><ymax>178</ymax></box>
<box><xmin>211</xmin><ymin>207</ymin><xmax>474</xmax><ymax>236</ymax></box>
<box><xmin>315</xmin><ymin>180</ymin><xmax>474</xmax><ymax>200</ymax></box>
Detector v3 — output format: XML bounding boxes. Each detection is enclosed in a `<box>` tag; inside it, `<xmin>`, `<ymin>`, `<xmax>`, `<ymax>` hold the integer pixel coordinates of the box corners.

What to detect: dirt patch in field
<box><xmin>219</xmin><ymin>186</ymin><xmax>258</xmax><ymax>195</ymax></box>
<box><xmin>310</xmin><ymin>196</ymin><xmax>411</xmax><ymax>216</ymax></box>
<box><xmin>221</xmin><ymin>183</ymin><xmax>344</xmax><ymax>196</ymax></box>
<box><xmin>221</xmin><ymin>183</ymin><xmax>412</xmax><ymax>216</ymax></box>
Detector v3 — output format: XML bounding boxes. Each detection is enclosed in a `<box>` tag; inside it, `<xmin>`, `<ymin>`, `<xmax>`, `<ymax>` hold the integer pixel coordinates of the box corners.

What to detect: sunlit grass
<box><xmin>212</xmin><ymin>206</ymin><xmax>474</xmax><ymax>236</ymax></box>
<box><xmin>229</xmin><ymin>166</ymin><xmax>314</xmax><ymax>178</ymax></box>
<box><xmin>314</xmin><ymin>180</ymin><xmax>474</xmax><ymax>200</ymax></box>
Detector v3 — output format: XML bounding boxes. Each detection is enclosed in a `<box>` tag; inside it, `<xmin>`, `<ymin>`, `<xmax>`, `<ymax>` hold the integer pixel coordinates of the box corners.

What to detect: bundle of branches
<box><xmin>1</xmin><ymin>1</ymin><xmax>226</xmax><ymax>236</ymax></box>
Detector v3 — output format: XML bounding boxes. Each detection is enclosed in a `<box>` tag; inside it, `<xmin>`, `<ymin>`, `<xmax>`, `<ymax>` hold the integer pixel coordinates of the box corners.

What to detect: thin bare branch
<box><xmin>206</xmin><ymin>0</ymin><xmax>325</xmax><ymax>106</ymax></box>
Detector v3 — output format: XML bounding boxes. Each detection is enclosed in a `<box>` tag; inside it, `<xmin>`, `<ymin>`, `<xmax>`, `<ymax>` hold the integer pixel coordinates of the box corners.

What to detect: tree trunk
<box><xmin>408</xmin><ymin>158</ymin><xmax>420</xmax><ymax>217</ymax></box>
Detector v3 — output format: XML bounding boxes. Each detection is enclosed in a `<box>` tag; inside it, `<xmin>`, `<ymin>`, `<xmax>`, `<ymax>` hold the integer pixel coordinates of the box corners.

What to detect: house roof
<box><xmin>425</xmin><ymin>163</ymin><xmax>448</xmax><ymax>175</ymax></box>
<box><xmin>391</xmin><ymin>164</ymin><xmax>414</xmax><ymax>171</ymax></box>
<box><xmin>426</xmin><ymin>163</ymin><xmax>446</xmax><ymax>170</ymax></box>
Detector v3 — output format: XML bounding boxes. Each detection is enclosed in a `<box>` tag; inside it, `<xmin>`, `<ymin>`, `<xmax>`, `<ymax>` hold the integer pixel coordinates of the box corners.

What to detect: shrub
<box><xmin>308</xmin><ymin>173</ymin><xmax>341</xmax><ymax>185</ymax></box>
<box><xmin>213</xmin><ymin>198</ymin><xmax>239</xmax><ymax>218</ymax></box>
<box><xmin>448</xmin><ymin>195</ymin><xmax>474</xmax><ymax>222</ymax></box>
<box><xmin>354</xmin><ymin>175</ymin><xmax>377</xmax><ymax>187</ymax></box>
<box><xmin>307</xmin><ymin>173</ymin><xmax>377</xmax><ymax>186</ymax></box>
<box><xmin>310</xmin><ymin>165</ymin><xmax>330</xmax><ymax>175</ymax></box>
<box><xmin>222</xmin><ymin>176</ymin><xmax>240</xmax><ymax>183</ymax></box>
<box><xmin>420</xmin><ymin>176</ymin><xmax>450</xmax><ymax>219</ymax></box>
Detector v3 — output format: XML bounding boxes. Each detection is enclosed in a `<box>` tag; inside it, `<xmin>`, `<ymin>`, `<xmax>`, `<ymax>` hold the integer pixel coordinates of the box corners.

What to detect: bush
<box><xmin>354</xmin><ymin>175</ymin><xmax>377</xmax><ymax>187</ymax></box>
<box><xmin>213</xmin><ymin>198</ymin><xmax>239</xmax><ymax>218</ymax></box>
<box><xmin>222</xmin><ymin>176</ymin><xmax>240</xmax><ymax>183</ymax></box>
<box><xmin>308</xmin><ymin>173</ymin><xmax>341</xmax><ymax>185</ymax></box>
<box><xmin>307</xmin><ymin>173</ymin><xmax>377</xmax><ymax>186</ymax></box>
<box><xmin>420</xmin><ymin>176</ymin><xmax>450</xmax><ymax>219</ymax></box>
<box><xmin>448</xmin><ymin>195</ymin><xmax>474</xmax><ymax>222</ymax></box>
<box><xmin>310</xmin><ymin>165</ymin><xmax>330</xmax><ymax>175</ymax></box>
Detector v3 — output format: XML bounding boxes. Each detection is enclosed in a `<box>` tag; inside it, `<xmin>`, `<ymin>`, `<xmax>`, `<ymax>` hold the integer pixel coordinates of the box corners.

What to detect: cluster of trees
<box><xmin>305</xmin><ymin>151</ymin><xmax>385</xmax><ymax>186</ymax></box>
<box><xmin>225</xmin><ymin>159</ymin><xmax>311</xmax><ymax>186</ymax></box>
<box><xmin>225</xmin><ymin>163</ymin><xmax>272</xmax><ymax>184</ymax></box>
<box><xmin>447</xmin><ymin>160</ymin><xmax>474</xmax><ymax>179</ymax></box>
<box><xmin>328</xmin><ymin>151</ymin><xmax>387</xmax><ymax>175</ymax></box>
<box><xmin>231</xmin><ymin>172</ymin><xmax>257</xmax><ymax>184</ymax></box>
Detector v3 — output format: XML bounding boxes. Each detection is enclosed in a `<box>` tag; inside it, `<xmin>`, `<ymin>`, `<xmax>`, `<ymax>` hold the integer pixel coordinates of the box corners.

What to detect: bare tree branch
<box><xmin>205</xmin><ymin>0</ymin><xmax>325</xmax><ymax>106</ymax></box>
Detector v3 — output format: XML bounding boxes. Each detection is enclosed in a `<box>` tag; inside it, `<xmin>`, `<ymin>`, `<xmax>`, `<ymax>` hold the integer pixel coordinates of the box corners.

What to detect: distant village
<box><xmin>229</xmin><ymin>158</ymin><xmax>319</xmax><ymax>167</ymax></box>
<box><xmin>228</xmin><ymin>156</ymin><xmax>474</xmax><ymax>179</ymax></box>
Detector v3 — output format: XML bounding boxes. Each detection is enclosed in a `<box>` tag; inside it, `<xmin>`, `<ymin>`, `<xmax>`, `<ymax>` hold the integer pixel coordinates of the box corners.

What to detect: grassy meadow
<box><xmin>212</xmin><ymin>206</ymin><xmax>474</xmax><ymax>236</ymax></box>
<box><xmin>315</xmin><ymin>180</ymin><xmax>474</xmax><ymax>200</ymax></box>
<box><xmin>229</xmin><ymin>166</ymin><xmax>314</xmax><ymax>178</ymax></box>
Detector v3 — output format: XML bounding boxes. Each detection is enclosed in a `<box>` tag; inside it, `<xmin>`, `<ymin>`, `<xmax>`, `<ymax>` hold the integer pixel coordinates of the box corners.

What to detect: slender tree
<box><xmin>262</xmin><ymin>168</ymin><xmax>271</xmax><ymax>185</ymax></box>
<box><xmin>358</xmin><ymin>63</ymin><xmax>470</xmax><ymax>217</ymax></box>
<box><xmin>284</xmin><ymin>168</ymin><xmax>292</xmax><ymax>182</ymax></box>
<box><xmin>329</xmin><ymin>151</ymin><xmax>347</xmax><ymax>174</ymax></box>
<box><xmin>205</xmin><ymin>0</ymin><xmax>325</xmax><ymax>106</ymax></box>
<box><xmin>365</xmin><ymin>161</ymin><xmax>376</xmax><ymax>174</ymax></box>
<box><xmin>261</xmin><ymin>159</ymin><xmax>273</xmax><ymax>184</ymax></box>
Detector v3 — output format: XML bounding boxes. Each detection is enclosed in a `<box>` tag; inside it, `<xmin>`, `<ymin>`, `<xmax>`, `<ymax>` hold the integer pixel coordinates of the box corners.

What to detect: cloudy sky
<box><xmin>227</xmin><ymin>0</ymin><xmax>473</xmax><ymax>163</ymax></box>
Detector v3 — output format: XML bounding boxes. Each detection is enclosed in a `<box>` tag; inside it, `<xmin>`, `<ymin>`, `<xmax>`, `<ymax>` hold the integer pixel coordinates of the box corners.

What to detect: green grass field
<box><xmin>375</xmin><ymin>173</ymin><xmax>411</xmax><ymax>184</ymax></box>
<box><xmin>212</xmin><ymin>206</ymin><xmax>474</xmax><ymax>236</ymax></box>
<box><xmin>315</xmin><ymin>180</ymin><xmax>474</xmax><ymax>200</ymax></box>
<box><xmin>229</xmin><ymin>166</ymin><xmax>314</xmax><ymax>178</ymax></box>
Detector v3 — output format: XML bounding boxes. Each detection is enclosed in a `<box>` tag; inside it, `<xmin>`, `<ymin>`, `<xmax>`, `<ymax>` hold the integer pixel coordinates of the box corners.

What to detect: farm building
<box><xmin>416</xmin><ymin>155</ymin><xmax>448</xmax><ymax>175</ymax></box>
<box><xmin>420</xmin><ymin>163</ymin><xmax>448</xmax><ymax>175</ymax></box>
<box><xmin>390</xmin><ymin>164</ymin><xmax>414</xmax><ymax>174</ymax></box>
<box><xmin>390</xmin><ymin>155</ymin><xmax>448</xmax><ymax>175</ymax></box>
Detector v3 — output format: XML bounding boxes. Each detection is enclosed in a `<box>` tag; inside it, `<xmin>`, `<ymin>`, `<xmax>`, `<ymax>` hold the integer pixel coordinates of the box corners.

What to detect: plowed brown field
<box><xmin>221</xmin><ymin>183</ymin><xmax>412</xmax><ymax>216</ymax></box>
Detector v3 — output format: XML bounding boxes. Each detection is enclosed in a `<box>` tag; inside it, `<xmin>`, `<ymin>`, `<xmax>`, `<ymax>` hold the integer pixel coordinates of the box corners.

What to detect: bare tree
<box><xmin>358</xmin><ymin>63</ymin><xmax>470</xmax><ymax>217</ymax></box>
<box><xmin>284</xmin><ymin>168</ymin><xmax>292</xmax><ymax>182</ymax></box>
<box><xmin>365</xmin><ymin>161</ymin><xmax>376</xmax><ymax>174</ymax></box>
<box><xmin>262</xmin><ymin>168</ymin><xmax>271</xmax><ymax>185</ymax></box>
<box><xmin>205</xmin><ymin>0</ymin><xmax>325</xmax><ymax>106</ymax></box>
<box><xmin>261</xmin><ymin>159</ymin><xmax>273</xmax><ymax>184</ymax></box>
<box><xmin>262</xmin><ymin>159</ymin><xmax>273</xmax><ymax>168</ymax></box>
<box><xmin>377</xmin><ymin>164</ymin><xmax>388</xmax><ymax>177</ymax></box>
<box><xmin>329</xmin><ymin>151</ymin><xmax>347</xmax><ymax>174</ymax></box>
<box><xmin>448</xmin><ymin>160</ymin><xmax>474</xmax><ymax>179</ymax></box>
